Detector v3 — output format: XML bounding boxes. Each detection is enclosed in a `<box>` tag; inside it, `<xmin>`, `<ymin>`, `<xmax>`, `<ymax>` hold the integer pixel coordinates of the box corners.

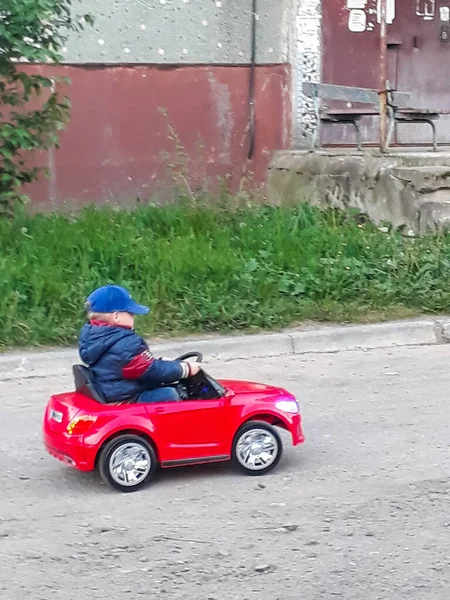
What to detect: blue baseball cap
<box><xmin>86</xmin><ymin>285</ymin><xmax>150</xmax><ymax>315</ymax></box>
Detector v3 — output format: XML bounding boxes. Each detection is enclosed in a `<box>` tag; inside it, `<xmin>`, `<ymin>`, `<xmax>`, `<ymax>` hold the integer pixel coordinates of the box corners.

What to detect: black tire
<box><xmin>232</xmin><ymin>421</ymin><xmax>283</xmax><ymax>476</ymax></box>
<box><xmin>98</xmin><ymin>434</ymin><xmax>157</xmax><ymax>493</ymax></box>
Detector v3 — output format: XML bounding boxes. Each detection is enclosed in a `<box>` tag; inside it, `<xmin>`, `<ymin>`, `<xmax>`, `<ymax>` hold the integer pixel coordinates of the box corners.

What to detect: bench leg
<box><xmin>426</xmin><ymin>119</ymin><xmax>438</xmax><ymax>151</ymax></box>
<box><xmin>386</xmin><ymin>114</ymin><xmax>396</xmax><ymax>151</ymax></box>
<box><xmin>311</xmin><ymin>125</ymin><xmax>319</xmax><ymax>150</ymax></box>
<box><xmin>350</xmin><ymin>120</ymin><xmax>362</xmax><ymax>151</ymax></box>
<box><xmin>320</xmin><ymin>120</ymin><xmax>362</xmax><ymax>151</ymax></box>
<box><xmin>312</xmin><ymin>93</ymin><xmax>320</xmax><ymax>150</ymax></box>
<box><xmin>415</xmin><ymin>119</ymin><xmax>438</xmax><ymax>151</ymax></box>
<box><xmin>397</xmin><ymin>118</ymin><xmax>438</xmax><ymax>151</ymax></box>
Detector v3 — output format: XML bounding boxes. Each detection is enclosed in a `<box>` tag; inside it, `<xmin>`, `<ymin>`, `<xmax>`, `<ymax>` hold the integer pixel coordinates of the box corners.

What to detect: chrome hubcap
<box><xmin>109</xmin><ymin>443</ymin><xmax>151</xmax><ymax>487</ymax></box>
<box><xmin>236</xmin><ymin>428</ymin><xmax>278</xmax><ymax>471</ymax></box>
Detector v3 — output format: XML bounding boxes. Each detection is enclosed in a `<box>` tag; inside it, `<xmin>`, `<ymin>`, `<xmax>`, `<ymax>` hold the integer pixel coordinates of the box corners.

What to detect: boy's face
<box><xmin>112</xmin><ymin>311</ymin><xmax>135</xmax><ymax>329</ymax></box>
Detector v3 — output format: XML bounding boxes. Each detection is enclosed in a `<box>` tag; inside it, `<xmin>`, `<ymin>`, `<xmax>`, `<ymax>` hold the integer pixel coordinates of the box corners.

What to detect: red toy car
<box><xmin>43</xmin><ymin>352</ymin><xmax>304</xmax><ymax>493</ymax></box>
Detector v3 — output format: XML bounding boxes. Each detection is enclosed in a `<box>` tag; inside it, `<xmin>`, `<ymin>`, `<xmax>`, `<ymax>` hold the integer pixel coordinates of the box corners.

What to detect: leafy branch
<box><xmin>0</xmin><ymin>0</ymin><xmax>93</xmax><ymax>214</ymax></box>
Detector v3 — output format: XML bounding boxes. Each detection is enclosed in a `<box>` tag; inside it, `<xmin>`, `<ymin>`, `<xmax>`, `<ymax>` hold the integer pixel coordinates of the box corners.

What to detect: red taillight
<box><xmin>66</xmin><ymin>415</ymin><xmax>97</xmax><ymax>436</ymax></box>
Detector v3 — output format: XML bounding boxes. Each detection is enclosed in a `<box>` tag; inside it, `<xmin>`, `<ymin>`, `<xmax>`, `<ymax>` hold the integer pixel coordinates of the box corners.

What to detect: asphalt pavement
<box><xmin>1</xmin><ymin>345</ymin><xmax>450</xmax><ymax>599</ymax></box>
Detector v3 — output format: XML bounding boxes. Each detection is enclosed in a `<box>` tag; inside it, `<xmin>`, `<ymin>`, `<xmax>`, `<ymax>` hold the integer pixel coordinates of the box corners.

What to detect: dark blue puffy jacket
<box><xmin>78</xmin><ymin>323</ymin><xmax>184</xmax><ymax>402</ymax></box>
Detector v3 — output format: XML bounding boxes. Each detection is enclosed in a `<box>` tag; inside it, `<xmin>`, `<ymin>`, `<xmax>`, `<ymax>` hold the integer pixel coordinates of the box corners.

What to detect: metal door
<box><xmin>389</xmin><ymin>0</ymin><xmax>450</xmax><ymax>144</ymax></box>
<box><xmin>321</xmin><ymin>0</ymin><xmax>450</xmax><ymax>146</ymax></box>
<box><xmin>321</xmin><ymin>0</ymin><xmax>380</xmax><ymax>146</ymax></box>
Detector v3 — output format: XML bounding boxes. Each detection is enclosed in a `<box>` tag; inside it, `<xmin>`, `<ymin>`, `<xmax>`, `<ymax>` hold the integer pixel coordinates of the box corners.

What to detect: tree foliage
<box><xmin>0</xmin><ymin>0</ymin><xmax>92</xmax><ymax>214</ymax></box>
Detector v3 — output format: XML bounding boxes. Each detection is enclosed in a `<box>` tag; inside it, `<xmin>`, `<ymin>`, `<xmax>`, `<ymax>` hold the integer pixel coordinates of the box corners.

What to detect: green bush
<box><xmin>0</xmin><ymin>202</ymin><xmax>449</xmax><ymax>348</ymax></box>
<box><xmin>0</xmin><ymin>0</ymin><xmax>92</xmax><ymax>214</ymax></box>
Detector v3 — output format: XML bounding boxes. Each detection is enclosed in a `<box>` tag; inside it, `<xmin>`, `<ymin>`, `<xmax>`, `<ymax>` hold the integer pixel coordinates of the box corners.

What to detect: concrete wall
<box><xmin>26</xmin><ymin>0</ymin><xmax>293</xmax><ymax>207</ymax></box>
<box><xmin>27</xmin><ymin>63</ymin><xmax>290</xmax><ymax>209</ymax></box>
<box><xmin>268</xmin><ymin>150</ymin><xmax>450</xmax><ymax>235</ymax></box>
<box><xmin>293</xmin><ymin>0</ymin><xmax>322</xmax><ymax>148</ymax></box>
<box><xmin>65</xmin><ymin>0</ymin><xmax>290</xmax><ymax>64</ymax></box>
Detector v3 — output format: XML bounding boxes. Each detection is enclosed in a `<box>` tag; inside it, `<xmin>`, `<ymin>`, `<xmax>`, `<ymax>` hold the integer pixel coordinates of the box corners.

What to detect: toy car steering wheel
<box><xmin>175</xmin><ymin>351</ymin><xmax>203</xmax><ymax>363</ymax></box>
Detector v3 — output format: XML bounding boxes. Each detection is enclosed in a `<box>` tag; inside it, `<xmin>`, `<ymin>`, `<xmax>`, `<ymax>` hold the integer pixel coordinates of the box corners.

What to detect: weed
<box><xmin>0</xmin><ymin>202</ymin><xmax>449</xmax><ymax>347</ymax></box>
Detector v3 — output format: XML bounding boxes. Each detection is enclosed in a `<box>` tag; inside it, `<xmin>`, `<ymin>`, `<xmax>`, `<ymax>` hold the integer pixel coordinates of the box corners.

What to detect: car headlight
<box><xmin>275</xmin><ymin>400</ymin><xmax>299</xmax><ymax>414</ymax></box>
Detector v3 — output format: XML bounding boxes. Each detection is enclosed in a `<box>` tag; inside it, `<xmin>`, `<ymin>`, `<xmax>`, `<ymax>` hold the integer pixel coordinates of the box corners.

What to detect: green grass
<box><xmin>1</xmin><ymin>201</ymin><xmax>449</xmax><ymax>348</ymax></box>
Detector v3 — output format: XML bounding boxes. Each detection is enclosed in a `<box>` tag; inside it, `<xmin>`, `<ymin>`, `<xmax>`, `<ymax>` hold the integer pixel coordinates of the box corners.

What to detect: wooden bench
<box><xmin>302</xmin><ymin>81</ymin><xmax>442</xmax><ymax>151</ymax></box>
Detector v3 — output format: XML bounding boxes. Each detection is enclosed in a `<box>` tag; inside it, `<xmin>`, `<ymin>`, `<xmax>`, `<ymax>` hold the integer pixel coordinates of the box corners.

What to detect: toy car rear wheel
<box><xmin>98</xmin><ymin>434</ymin><xmax>157</xmax><ymax>493</ymax></box>
<box><xmin>232</xmin><ymin>421</ymin><xmax>282</xmax><ymax>476</ymax></box>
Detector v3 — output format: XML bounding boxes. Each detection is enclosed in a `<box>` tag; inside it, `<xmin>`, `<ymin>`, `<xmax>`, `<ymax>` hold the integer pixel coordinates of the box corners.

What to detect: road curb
<box><xmin>0</xmin><ymin>317</ymin><xmax>449</xmax><ymax>380</ymax></box>
<box><xmin>288</xmin><ymin>319</ymin><xmax>441</xmax><ymax>354</ymax></box>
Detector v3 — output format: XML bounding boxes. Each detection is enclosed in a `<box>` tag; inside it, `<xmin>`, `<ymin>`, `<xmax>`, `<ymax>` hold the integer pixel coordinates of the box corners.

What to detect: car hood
<box><xmin>219</xmin><ymin>379</ymin><xmax>290</xmax><ymax>398</ymax></box>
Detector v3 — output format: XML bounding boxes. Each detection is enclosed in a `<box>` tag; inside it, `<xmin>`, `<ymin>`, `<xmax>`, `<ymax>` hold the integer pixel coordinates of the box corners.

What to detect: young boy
<box><xmin>78</xmin><ymin>284</ymin><xmax>201</xmax><ymax>404</ymax></box>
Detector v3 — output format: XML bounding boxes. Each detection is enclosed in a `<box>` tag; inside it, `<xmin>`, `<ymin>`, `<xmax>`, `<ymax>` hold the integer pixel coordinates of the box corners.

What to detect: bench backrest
<box><xmin>387</xmin><ymin>91</ymin><xmax>411</xmax><ymax>108</ymax></box>
<box><xmin>303</xmin><ymin>81</ymin><xmax>410</xmax><ymax>108</ymax></box>
<box><xmin>303</xmin><ymin>82</ymin><xmax>379</xmax><ymax>105</ymax></box>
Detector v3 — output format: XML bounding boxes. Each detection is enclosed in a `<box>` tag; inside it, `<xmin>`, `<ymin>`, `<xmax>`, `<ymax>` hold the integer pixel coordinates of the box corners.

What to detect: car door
<box><xmin>145</xmin><ymin>397</ymin><xmax>234</xmax><ymax>465</ymax></box>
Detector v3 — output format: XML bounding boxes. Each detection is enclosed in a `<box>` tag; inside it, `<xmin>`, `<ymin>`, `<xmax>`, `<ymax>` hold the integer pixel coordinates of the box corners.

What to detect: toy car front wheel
<box><xmin>98</xmin><ymin>434</ymin><xmax>157</xmax><ymax>493</ymax></box>
<box><xmin>232</xmin><ymin>421</ymin><xmax>282</xmax><ymax>476</ymax></box>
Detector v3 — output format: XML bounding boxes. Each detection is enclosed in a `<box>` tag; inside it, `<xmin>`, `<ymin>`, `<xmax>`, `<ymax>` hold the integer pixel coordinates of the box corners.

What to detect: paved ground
<box><xmin>1</xmin><ymin>345</ymin><xmax>450</xmax><ymax>599</ymax></box>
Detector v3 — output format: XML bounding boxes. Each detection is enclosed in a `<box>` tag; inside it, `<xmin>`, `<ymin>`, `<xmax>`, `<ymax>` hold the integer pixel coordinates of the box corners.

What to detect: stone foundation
<box><xmin>267</xmin><ymin>150</ymin><xmax>450</xmax><ymax>235</ymax></box>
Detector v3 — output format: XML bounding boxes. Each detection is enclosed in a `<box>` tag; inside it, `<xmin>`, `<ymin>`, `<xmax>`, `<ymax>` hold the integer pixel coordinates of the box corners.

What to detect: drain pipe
<box><xmin>379</xmin><ymin>0</ymin><xmax>388</xmax><ymax>151</ymax></box>
<box><xmin>247</xmin><ymin>0</ymin><xmax>257</xmax><ymax>160</ymax></box>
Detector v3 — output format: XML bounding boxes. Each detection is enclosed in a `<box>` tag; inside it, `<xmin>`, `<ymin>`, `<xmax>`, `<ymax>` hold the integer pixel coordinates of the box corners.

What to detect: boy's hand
<box><xmin>184</xmin><ymin>360</ymin><xmax>201</xmax><ymax>376</ymax></box>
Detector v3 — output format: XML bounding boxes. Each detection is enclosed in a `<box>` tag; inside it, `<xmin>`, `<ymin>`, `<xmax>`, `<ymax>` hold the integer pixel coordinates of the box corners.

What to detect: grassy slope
<box><xmin>1</xmin><ymin>202</ymin><xmax>448</xmax><ymax>347</ymax></box>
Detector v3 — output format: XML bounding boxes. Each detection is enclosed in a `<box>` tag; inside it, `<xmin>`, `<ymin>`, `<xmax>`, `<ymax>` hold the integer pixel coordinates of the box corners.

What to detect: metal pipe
<box><xmin>247</xmin><ymin>0</ymin><xmax>257</xmax><ymax>160</ymax></box>
<box><xmin>379</xmin><ymin>0</ymin><xmax>388</xmax><ymax>152</ymax></box>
